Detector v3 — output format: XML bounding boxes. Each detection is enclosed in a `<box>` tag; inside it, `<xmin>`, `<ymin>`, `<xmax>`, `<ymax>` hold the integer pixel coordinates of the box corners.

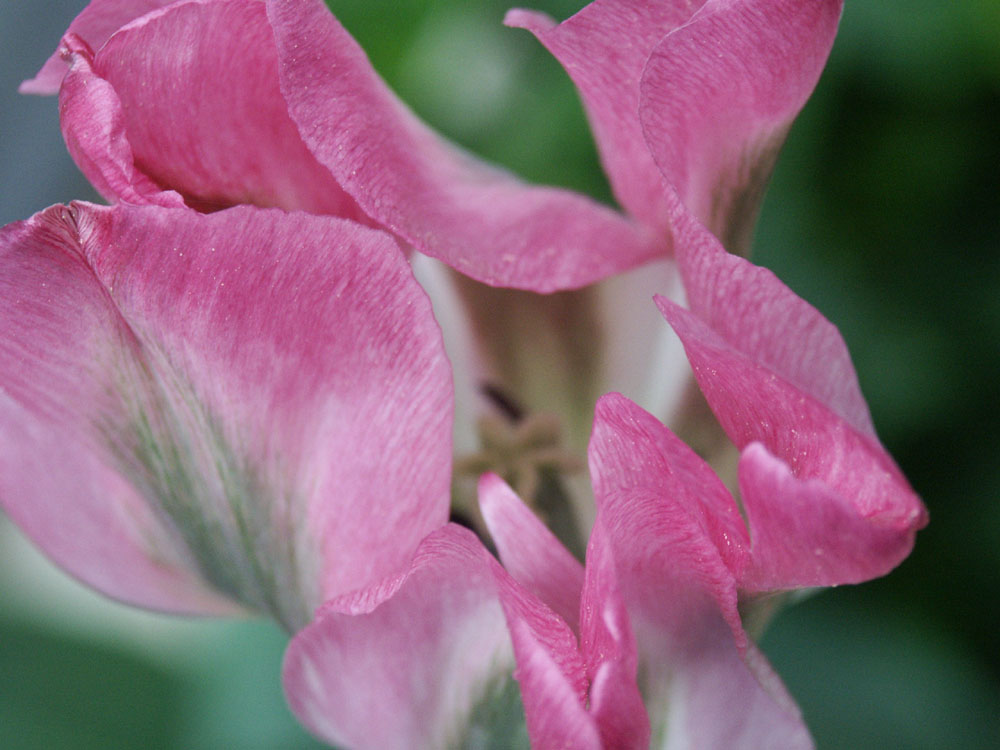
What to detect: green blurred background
<box><xmin>1</xmin><ymin>1</ymin><xmax>997</xmax><ymax>747</ymax></box>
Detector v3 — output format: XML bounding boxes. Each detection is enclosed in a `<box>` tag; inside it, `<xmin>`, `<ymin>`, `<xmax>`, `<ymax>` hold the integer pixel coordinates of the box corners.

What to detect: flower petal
<box><xmin>738</xmin><ymin>443</ymin><xmax>924</xmax><ymax>589</ymax></box>
<box><xmin>0</xmin><ymin>203</ymin><xmax>452</xmax><ymax>628</ymax></box>
<box><xmin>20</xmin><ymin>0</ymin><xmax>175</xmax><ymax>94</ymax></box>
<box><xmin>58</xmin><ymin>34</ymin><xmax>185</xmax><ymax>208</ymax></box>
<box><xmin>0</xmin><ymin>205</ymin><xmax>234</xmax><ymax>616</ymax></box>
<box><xmin>478</xmin><ymin>473</ymin><xmax>584</xmax><ymax>633</ymax></box>
<box><xmin>266</xmin><ymin>0</ymin><xmax>660</xmax><ymax>291</ymax></box>
<box><xmin>588</xmin><ymin>393</ymin><xmax>812</xmax><ymax>748</ymax></box>
<box><xmin>589</xmin><ymin>393</ymin><xmax>750</xmax><ymax>606</ymax></box>
<box><xmin>283</xmin><ymin>524</ymin><xmax>594</xmax><ymax>750</ymax></box>
<box><xmin>669</xmin><ymin>197</ymin><xmax>874</xmax><ymax>436</ymax></box>
<box><xmin>656</xmin><ymin>208</ymin><xmax>927</xmax><ymax>588</ymax></box>
<box><xmin>506</xmin><ymin>0</ymin><xmax>701</xmax><ymax>236</ymax></box>
<box><xmin>61</xmin><ymin>0</ymin><xmax>369</xmax><ymax>218</ymax></box>
<box><xmin>578</xmin><ymin>518</ymin><xmax>651</xmax><ymax>749</ymax></box>
<box><xmin>639</xmin><ymin>0</ymin><xmax>843</xmax><ymax>253</ymax></box>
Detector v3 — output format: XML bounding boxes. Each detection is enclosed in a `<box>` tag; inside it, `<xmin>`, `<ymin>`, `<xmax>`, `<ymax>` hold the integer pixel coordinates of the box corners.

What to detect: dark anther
<box><xmin>480</xmin><ymin>382</ymin><xmax>524</xmax><ymax>422</ymax></box>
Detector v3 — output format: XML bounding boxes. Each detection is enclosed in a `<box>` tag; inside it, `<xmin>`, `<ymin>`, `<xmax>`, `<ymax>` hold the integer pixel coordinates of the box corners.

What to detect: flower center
<box><xmin>454</xmin><ymin>384</ymin><xmax>587</xmax><ymax>558</ymax></box>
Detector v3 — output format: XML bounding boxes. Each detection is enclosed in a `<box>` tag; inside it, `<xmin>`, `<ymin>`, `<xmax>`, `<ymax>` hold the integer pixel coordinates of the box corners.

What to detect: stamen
<box><xmin>454</xmin><ymin>384</ymin><xmax>587</xmax><ymax>558</ymax></box>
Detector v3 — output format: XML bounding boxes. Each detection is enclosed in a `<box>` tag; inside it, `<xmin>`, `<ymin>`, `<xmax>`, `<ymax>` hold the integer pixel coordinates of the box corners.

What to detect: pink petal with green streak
<box><xmin>0</xmin><ymin>206</ymin><xmax>234</xmax><ymax>616</ymax></box>
<box><xmin>283</xmin><ymin>524</ymin><xmax>596</xmax><ymax>750</ymax></box>
<box><xmin>589</xmin><ymin>393</ymin><xmax>812</xmax><ymax>748</ymax></box>
<box><xmin>61</xmin><ymin>0</ymin><xmax>370</xmax><ymax>218</ymax></box>
<box><xmin>505</xmin><ymin>0</ymin><xmax>702</xmax><ymax>236</ymax></box>
<box><xmin>0</xmin><ymin>203</ymin><xmax>452</xmax><ymax>629</ymax></box>
<box><xmin>478</xmin><ymin>472</ymin><xmax>584</xmax><ymax>632</ymax></box>
<box><xmin>20</xmin><ymin>0</ymin><xmax>176</xmax><ymax>94</ymax></box>
<box><xmin>639</xmin><ymin>0</ymin><xmax>842</xmax><ymax>249</ymax></box>
<box><xmin>266</xmin><ymin>0</ymin><xmax>660</xmax><ymax>291</ymax></box>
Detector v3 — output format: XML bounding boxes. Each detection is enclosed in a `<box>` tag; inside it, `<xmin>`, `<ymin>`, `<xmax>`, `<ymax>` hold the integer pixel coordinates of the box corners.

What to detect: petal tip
<box><xmin>503</xmin><ymin>8</ymin><xmax>556</xmax><ymax>32</ymax></box>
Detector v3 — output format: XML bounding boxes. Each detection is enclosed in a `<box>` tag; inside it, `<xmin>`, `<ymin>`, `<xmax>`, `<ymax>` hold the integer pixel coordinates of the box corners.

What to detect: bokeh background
<box><xmin>1</xmin><ymin>1</ymin><xmax>998</xmax><ymax>748</ymax></box>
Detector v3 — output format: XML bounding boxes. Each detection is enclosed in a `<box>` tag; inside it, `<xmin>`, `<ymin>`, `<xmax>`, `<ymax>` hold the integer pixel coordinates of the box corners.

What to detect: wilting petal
<box><xmin>506</xmin><ymin>0</ymin><xmax>700</xmax><ymax>236</ymax></box>
<box><xmin>589</xmin><ymin>394</ymin><xmax>812</xmax><ymax>748</ymax></box>
<box><xmin>267</xmin><ymin>0</ymin><xmax>660</xmax><ymax>291</ymax></box>
<box><xmin>20</xmin><ymin>0</ymin><xmax>176</xmax><ymax>94</ymax></box>
<box><xmin>639</xmin><ymin>0</ymin><xmax>843</xmax><ymax>253</ymax></box>
<box><xmin>59</xmin><ymin>0</ymin><xmax>369</xmax><ymax>218</ymax></box>
<box><xmin>479</xmin><ymin>472</ymin><xmax>584</xmax><ymax>632</ymax></box>
<box><xmin>283</xmin><ymin>524</ymin><xmax>594</xmax><ymax>750</ymax></box>
<box><xmin>0</xmin><ymin>203</ymin><xmax>452</xmax><ymax>629</ymax></box>
<box><xmin>656</xmin><ymin>205</ymin><xmax>927</xmax><ymax>588</ymax></box>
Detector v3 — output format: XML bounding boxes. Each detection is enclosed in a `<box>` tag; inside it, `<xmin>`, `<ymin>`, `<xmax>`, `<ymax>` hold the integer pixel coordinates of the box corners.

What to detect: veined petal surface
<box><xmin>508</xmin><ymin>0</ymin><xmax>842</xmax><ymax>255</ymax></box>
<box><xmin>657</xmin><ymin>203</ymin><xmax>927</xmax><ymax>588</ymax></box>
<box><xmin>479</xmin><ymin>472</ymin><xmax>585</xmax><ymax>633</ymax></box>
<box><xmin>639</xmin><ymin>0</ymin><xmax>842</xmax><ymax>252</ymax></box>
<box><xmin>506</xmin><ymin>0</ymin><xmax>701</xmax><ymax>236</ymax></box>
<box><xmin>58</xmin><ymin>33</ymin><xmax>185</xmax><ymax>208</ymax></box>
<box><xmin>267</xmin><ymin>0</ymin><xmax>661</xmax><ymax>291</ymax></box>
<box><xmin>0</xmin><ymin>203</ymin><xmax>452</xmax><ymax>629</ymax></box>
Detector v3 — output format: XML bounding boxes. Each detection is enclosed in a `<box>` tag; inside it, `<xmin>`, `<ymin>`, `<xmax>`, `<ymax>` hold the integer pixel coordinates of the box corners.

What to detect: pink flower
<box><xmin>0</xmin><ymin>202</ymin><xmax>453</xmax><ymax>631</ymax></box>
<box><xmin>6</xmin><ymin>1</ymin><xmax>929</xmax><ymax>747</ymax></box>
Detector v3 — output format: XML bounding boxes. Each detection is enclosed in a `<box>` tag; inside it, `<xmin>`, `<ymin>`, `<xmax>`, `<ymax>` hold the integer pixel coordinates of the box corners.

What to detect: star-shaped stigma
<box><xmin>455</xmin><ymin>385</ymin><xmax>584</xmax><ymax>507</ymax></box>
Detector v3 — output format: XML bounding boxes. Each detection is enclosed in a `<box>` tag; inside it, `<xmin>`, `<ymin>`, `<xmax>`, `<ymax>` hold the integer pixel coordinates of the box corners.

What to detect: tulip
<box><xmin>5</xmin><ymin>1</ymin><xmax>928</xmax><ymax>747</ymax></box>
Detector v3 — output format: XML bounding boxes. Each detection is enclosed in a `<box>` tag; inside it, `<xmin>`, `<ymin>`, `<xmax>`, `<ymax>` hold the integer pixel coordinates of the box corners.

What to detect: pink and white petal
<box><xmin>588</xmin><ymin>396</ymin><xmax>811</xmax><ymax>748</ymax></box>
<box><xmin>478</xmin><ymin>472</ymin><xmax>584</xmax><ymax>632</ymax></box>
<box><xmin>20</xmin><ymin>0</ymin><xmax>177</xmax><ymax>94</ymax></box>
<box><xmin>738</xmin><ymin>443</ymin><xmax>923</xmax><ymax>589</ymax></box>
<box><xmin>78</xmin><ymin>0</ymin><xmax>369</xmax><ymax>217</ymax></box>
<box><xmin>267</xmin><ymin>0</ymin><xmax>661</xmax><ymax>292</ymax></box>
<box><xmin>506</xmin><ymin>0</ymin><xmax>702</xmax><ymax>235</ymax></box>
<box><xmin>59</xmin><ymin>35</ymin><xmax>185</xmax><ymax>208</ymax></box>
<box><xmin>492</xmin><ymin>546</ymin><xmax>596</xmax><ymax>748</ymax></box>
<box><xmin>657</xmin><ymin>620</ymin><xmax>813</xmax><ymax>749</ymax></box>
<box><xmin>639</xmin><ymin>0</ymin><xmax>843</xmax><ymax>253</ymax></box>
<box><xmin>1</xmin><ymin>203</ymin><xmax>452</xmax><ymax>629</ymax></box>
<box><xmin>283</xmin><ymin>524</ymin><xmax>591</xmax><ymax>750</ymax></box>
<box><xmin>0</xmin><ymin>206</ymin><xmax>237</xmax><ymax>616</ymax></box>
<box><xmin>283</xmin><ymin>526</ymin><xmax>520</xmax><ymax>750</ymax></box>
